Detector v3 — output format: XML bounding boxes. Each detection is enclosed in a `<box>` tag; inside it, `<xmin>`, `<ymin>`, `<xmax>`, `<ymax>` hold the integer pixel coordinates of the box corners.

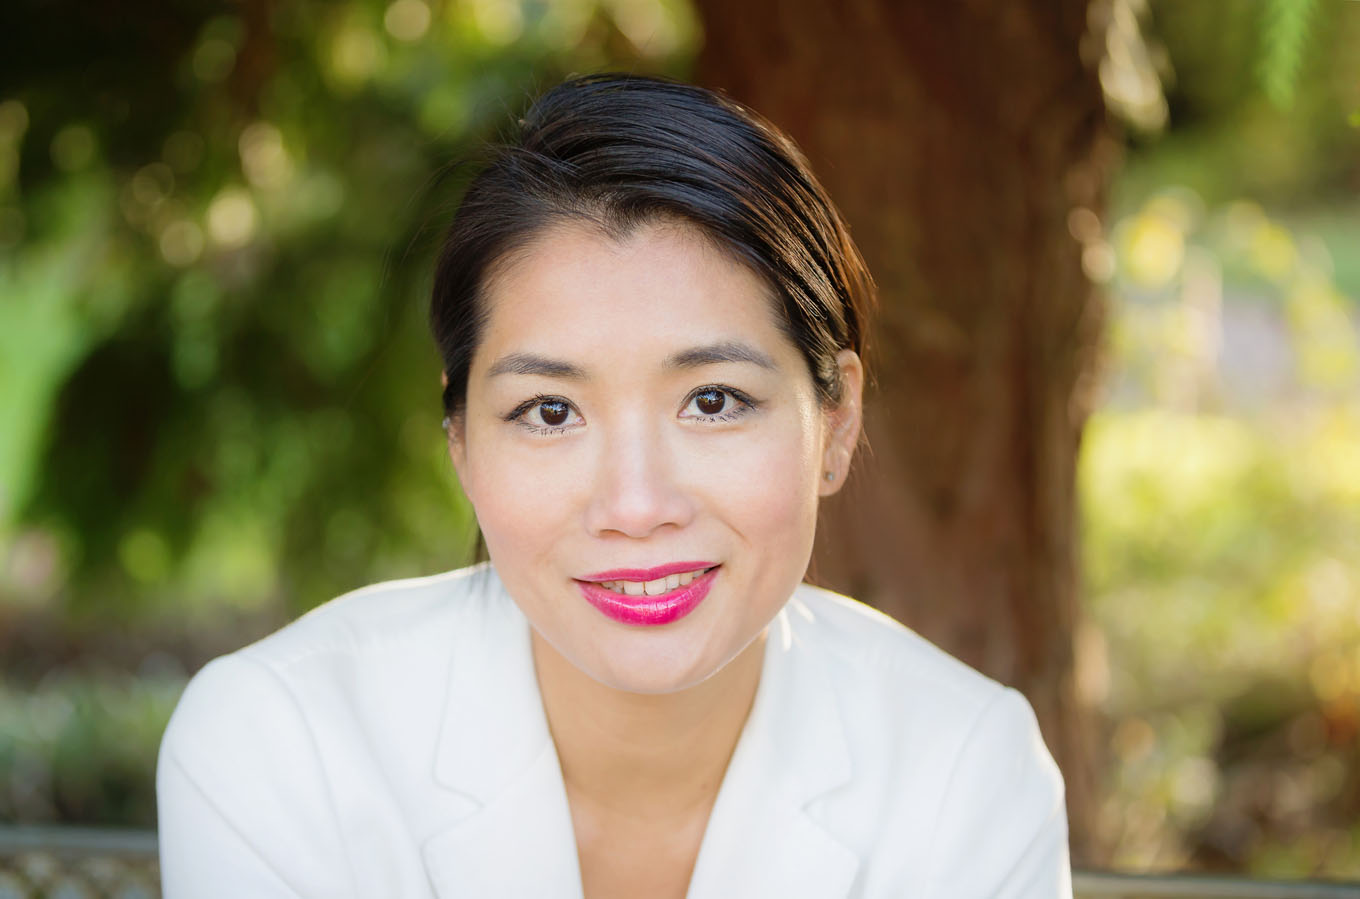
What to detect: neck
<box><xmin>532</xmin><ymin>630</ymin><xmax>766</xmax><ymax>818</ymax></box>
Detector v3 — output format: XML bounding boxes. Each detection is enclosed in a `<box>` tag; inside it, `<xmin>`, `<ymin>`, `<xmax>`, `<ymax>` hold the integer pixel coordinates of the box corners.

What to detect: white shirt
<box><xmin>157</xmin><ymin>563</ymin><xmax>1072</xmax><ymax>897</ymax></box>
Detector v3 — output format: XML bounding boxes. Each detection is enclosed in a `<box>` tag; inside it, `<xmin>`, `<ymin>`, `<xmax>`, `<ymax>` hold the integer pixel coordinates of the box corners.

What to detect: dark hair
<box><xmin>430</xmin><ymin>73</ymin><xmax>873</xmax><ymax>418</ymax></box>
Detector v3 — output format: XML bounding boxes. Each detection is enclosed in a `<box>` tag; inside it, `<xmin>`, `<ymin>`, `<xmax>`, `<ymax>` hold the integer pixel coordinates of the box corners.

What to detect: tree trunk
<box><xmin>694</xmin><ymin>0</ymin><xmax>1117</xmax><ymax>864</ymax></box>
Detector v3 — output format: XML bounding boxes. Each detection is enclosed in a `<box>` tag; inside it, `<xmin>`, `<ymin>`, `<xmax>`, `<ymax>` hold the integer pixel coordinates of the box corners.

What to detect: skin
<box><xmin>446</xmin><ymin>219</ymin><xmax>863</xmax><ymax>899</ymax></box>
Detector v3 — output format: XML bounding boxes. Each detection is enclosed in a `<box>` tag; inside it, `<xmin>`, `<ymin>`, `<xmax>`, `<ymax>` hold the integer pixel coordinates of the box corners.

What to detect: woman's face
<box><xmin>449</xmin><ymin>220</ymin><xmax>861</xmax><ymax>694</ymax></box>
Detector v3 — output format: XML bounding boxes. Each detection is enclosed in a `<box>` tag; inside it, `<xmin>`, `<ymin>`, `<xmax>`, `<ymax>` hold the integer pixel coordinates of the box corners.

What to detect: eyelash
<box><xmin>503</xmin><ymin>394</ymin><xmax>579</xmax><ymax>436</ymax></box>
<box><xmin>503</xmin><ymin>386</ymin><xmax>760</xmax><ymax>436</ymax></box>
<box><xmin>681</xmin><ymin>385</ymin><xmax>760</xmax><ymax>424</ymax></box>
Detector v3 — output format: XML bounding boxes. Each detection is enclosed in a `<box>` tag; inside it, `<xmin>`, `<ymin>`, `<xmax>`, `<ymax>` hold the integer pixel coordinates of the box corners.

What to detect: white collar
<box><xmin>422</xmin><ymin>568</ymin><xmax>858</xmax><ymax>898</ymax></box>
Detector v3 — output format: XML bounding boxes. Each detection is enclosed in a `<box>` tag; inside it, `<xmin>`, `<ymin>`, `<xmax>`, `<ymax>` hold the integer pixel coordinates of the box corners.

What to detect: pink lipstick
<box><xmin>575</xmin><ymin>564</ymin><xmax>719</xmax><ymax>626</ymax></box>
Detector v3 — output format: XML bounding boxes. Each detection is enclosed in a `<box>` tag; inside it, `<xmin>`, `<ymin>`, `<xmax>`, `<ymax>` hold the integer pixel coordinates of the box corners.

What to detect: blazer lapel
<box><xmin>419</xmin><ymin>573</ymin><xmax>857</xmax><ymax>899</ymax></box>
<box><xmin>685</xmin><ymin>599</ymin><xmax>860</xmax><ymax>899</ymax></box>
<box><xmin>421</xmin><ymin>570</ymin><xmax>584</xmax><ymax>899</ymax></box>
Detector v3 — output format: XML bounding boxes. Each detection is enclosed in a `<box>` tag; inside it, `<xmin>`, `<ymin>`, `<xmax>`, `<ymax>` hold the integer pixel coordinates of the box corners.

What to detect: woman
<box><xmin>158</xmin><ymin>74</ymin><xmax>1071</xmax><ymax>898</ymax></box>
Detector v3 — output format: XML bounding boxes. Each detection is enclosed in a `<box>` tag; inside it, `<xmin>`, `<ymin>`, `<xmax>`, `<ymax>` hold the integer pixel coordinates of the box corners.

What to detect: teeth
<box><xmin>595</xmin><ymin>567</ymin><xmax>710</xmax><ymax>596</ymax></box>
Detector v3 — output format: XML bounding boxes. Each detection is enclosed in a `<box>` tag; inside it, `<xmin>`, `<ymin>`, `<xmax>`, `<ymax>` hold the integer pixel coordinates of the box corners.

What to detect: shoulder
<box><xmin>786</xmin><ymin>584</ymin><xmax>1069</xmax><ymax>893</ymax></box>
<box><xmin>157</xmin><ymin>565</ymin><xmax>510</xmax><ymax>890</ymax></box>
<box><xmin>790</xmin><ymin>581</ymin><xmax>1056</xmax><ymax>773</ymax></box>
<box><xmin>237</xmin><ymin>562</ymin><xmax>501</xmax><ymax>669</ymax></box>
<box><xmin>789</xmin><ymin>582</ymin><xmax>1006</xmax><ymax>720</ymax></box>
<box><xmin>159</xmin><ymin>563</ymin><xmax>505</xmax><ymax>776</ymax></box>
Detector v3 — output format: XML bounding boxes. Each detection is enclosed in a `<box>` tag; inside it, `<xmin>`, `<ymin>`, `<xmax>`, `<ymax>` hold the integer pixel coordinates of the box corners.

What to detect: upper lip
<box><xmin>578</xmin><ymin>561</ymin><xmax>718</xmax><ymax>582</ymax></box>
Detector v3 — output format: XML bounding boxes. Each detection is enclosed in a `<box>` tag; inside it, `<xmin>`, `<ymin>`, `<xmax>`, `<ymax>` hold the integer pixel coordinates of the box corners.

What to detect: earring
<box><xmin>441</xmin><ymin>416</ymin><xmax>451</xmax><ymax>431</ymax></box>
<box><xmin>824</xmin><ymin>470</ymin><xmax>835</xmax><ymax>482</ymax></box>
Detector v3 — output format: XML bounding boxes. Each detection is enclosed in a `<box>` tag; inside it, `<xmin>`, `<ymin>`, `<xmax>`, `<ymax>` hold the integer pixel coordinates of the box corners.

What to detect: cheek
<box><xmin>461</xmin><ymin>429</ymin><xmax>580</xmax><ymax>560</ymax></box>
<box><xmin>701</xmin><ymin>413</ymin><xmax>822</xmax><ymax>544</ymax></box>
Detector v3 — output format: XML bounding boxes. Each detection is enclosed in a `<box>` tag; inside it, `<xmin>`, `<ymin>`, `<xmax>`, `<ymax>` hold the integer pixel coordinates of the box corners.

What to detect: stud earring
<box><xmin>824</xmin><ymin>470</ymin><xmax>835</xmax><ymax>482</ymax></box>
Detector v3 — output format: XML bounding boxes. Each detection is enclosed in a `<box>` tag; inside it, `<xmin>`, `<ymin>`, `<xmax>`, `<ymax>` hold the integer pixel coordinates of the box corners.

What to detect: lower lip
<box><xmin>576</xmin><ymin>568</ymin><xmax>719</xmax><ymax>626</ymax></box>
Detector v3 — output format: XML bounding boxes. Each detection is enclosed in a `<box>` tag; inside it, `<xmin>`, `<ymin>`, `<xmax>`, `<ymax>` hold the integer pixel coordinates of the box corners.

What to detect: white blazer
<box><xmin>157</xmin><ymin>564</ymin><xmax>1072</xmax><ymax>898</ymax></box>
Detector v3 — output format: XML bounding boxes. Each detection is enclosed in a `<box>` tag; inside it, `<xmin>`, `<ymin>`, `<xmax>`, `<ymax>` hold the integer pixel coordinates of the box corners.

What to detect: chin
<box><xmin>576</xmin><ymin>628</ymin><xmax>750</xmax><ymax>695</ymax></box>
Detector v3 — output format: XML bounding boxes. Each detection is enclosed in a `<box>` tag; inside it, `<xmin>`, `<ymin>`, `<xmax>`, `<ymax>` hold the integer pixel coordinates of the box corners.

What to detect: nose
<box><xmin>583</xmin><ymin>421</ymin><xmax>695</xmax><ymax>539</ymax></box>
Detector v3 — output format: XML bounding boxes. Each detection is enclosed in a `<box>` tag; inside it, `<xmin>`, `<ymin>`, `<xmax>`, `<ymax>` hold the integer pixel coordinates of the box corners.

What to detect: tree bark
<box><xmin>694</xmin><ymin>0</ymin><xmax>1117</xmax><ymax>864</ymax></box>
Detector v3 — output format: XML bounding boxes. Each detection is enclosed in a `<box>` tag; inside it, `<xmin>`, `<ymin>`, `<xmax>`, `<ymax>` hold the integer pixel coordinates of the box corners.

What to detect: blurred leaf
<box><xmin>1258</xmin><ymin>0</ymin><xmax>1317</xmax><ymax>108</ymax></box>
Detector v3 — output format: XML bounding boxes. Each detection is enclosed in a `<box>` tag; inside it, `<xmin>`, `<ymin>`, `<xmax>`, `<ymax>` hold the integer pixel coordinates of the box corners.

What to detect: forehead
<box><xmin>474</xmin><ymin>221</ymin><xmax>793</xmax><ymax>363</ymax></box>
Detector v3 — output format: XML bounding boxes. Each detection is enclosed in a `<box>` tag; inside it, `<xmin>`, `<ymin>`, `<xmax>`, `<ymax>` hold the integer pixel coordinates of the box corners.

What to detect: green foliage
<box><xmin>4</xmin><ymin>0</ymin><xmax>1360</xmax><ymax>884</ymax></box>
<box><xmin>1084</xmin><ymin>190</ymin><xmax>1360</xmax><ymax>876</ymax></box>
<box><xmin>1258</xmin><ymin>0</ymin><xmax>1318</xmax><ymax>108</ymax></box>
<box><xmin>0</xmin><ymin>0</ymin><xmax>698</xmax><ymax>624</ymax></box>
<box><xmin>1120</xmin><ymin>0</ymin><xmax>1359</xmax><ymax>211</ymax></box>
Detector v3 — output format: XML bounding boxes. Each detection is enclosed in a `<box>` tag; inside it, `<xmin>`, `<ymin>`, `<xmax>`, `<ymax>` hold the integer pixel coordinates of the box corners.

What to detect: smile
<box><xmin>596</xmin><ymin>566</ymin><xmax>713</xmax><ymax>596</ymax></box>
<box><xmin>575</xmin><ymin>563</ymin><xmax>720</xmax><ymax>626</ymax></box>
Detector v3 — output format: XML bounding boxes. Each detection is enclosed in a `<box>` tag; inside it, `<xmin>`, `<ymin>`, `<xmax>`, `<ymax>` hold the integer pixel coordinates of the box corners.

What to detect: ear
<box><xmin>445</xmin><ymin>412</ymin><xmax>468</xmax><ymax>482</ymax></box>
<box><xmin>818</xmin><ymin>349</ymin><xmax>864</xmax><ymax>497</ymax></box>
<box><xmin>441</xmin><ymin>371</ymin><xmax>470</xmax><ymax>490</ymax></box>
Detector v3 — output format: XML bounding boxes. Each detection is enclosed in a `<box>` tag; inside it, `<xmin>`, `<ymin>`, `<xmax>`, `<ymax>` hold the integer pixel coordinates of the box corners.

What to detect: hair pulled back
<box><xmin>430</xmin><ymin>73</ymin><xmax>873</xmax><ymax>417</ymax></box>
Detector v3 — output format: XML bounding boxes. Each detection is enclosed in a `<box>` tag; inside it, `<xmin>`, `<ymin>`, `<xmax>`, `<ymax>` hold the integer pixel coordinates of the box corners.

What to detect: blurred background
<box><xmin>0</xmin><ymin>0</ymin><xmax>1357</xmax><ymax>883</ymax></box>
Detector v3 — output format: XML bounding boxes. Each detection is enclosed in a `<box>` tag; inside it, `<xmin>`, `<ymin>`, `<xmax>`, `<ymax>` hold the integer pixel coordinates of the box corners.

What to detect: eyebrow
<box><xmin>486</xmin><ymin>353</ymin><xmax>587</xmax><ymax>380</ymax></box>
<box><xmin>666</xmin><ymin>341</ymin><xmax>777</xmax><ymax>371</ymax></box>
<box><xmin>485</xmin><ymin>341</ymin><xmax>777</xmax><ymax>381</ymax></box>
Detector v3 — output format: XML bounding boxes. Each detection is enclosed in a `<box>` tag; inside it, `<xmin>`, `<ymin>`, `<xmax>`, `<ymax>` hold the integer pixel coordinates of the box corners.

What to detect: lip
<box><xmin>579</xmin><ymin>561</ymin><xmax>718</xmax><ymax>582</ymax></box>
<box><xmin>575</xmin><ymin>566</ymin><xmax>720</xmax><ymax>626</ymax></box>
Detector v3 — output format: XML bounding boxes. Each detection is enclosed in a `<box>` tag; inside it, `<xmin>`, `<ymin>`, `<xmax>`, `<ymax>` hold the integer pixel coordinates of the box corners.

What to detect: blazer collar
<box><xmin>422</xmin><ymin>571</ymin><xmax>858</xmax><ymax>899</ymax></box>
<box><xmin>685</xmin><ymin>592</ymin><xmax>859</xmax><ymax>898</ymax></box>
<box><xmin>423</xmin><ymin>567</ymin><xmax>583</xmax><ymax>897</ymax></box>
<box><xmin>430</xmin><ymin>567</ymin><xmax>550</xmax><ymax>802</ymax></box>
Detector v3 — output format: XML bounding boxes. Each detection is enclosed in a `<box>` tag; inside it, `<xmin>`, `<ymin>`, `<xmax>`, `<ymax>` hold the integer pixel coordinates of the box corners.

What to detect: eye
<box><xmin>507</xmin><ymin>396</ymin><xmax>584</xmax><ymax>434</ymax></box>
<box><xmin>680</xmin><ymin>386</ymin><xmax>758</xmax><ymax>422</ymax></box>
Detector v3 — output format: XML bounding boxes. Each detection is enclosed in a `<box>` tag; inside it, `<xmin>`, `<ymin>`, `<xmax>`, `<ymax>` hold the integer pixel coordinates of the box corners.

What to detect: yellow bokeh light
<box><xmin>239</xmin><ymin>121</ymin><xmax>293</xmax><ymax>189</ymax></box>
<box><xmin>119</xmin><ymin>529</ymin><xmax>171</xmax><ymax>585</ymax></box>
<box><xmin>1083</xmin><ymin>241</ymin><xmax>1117</xmax><ymax>284</ymax></box>
<box><xmin>469</xmin><ymin>0</ymin><xmax>524</xmax><ymax>46</ymax></box>
<box><xmin>131</xmin><ymin>162</ymin><xmax>174</xmax><ymax>207</ymax></box>
<box><xmin>606</xmin><ymin>0</ymin><xmax>683</xmax><ymax>56</ymax></box>
<box><xmin>206</xmin><ymin>186</ymin><xmax>258</xmax><ymax>248</ymax></box>
<box><xmin>1144</xmin><ymin>190</ymin><xmax>1201</xmax><ymax>234</ymax></box>
<box><xmin>1250</xmin><ymin>222</ymin><xmax>1298</xmax><ymax>283</ymax></box>
<box><xmin>537</xmin><ymin>0</ymin><xmax>592</xmax><ymax>48</ymax></box>
<box><xmin>160</xmin><ymin>219</ymin><xmax>205</xmax><ymax>267</ymax></box>
<box><xmin>385</xmin><ymin>0</ymin><xmax>431</xmax><ymax>41</ymax></box>
<box><xmin>328</xmin><ymin>20</ymin><xmax>387</xmax><ymax>88</ymax></box>
<box><xmin>1309</xmin><ymin>411</ymin><xmax>1360</xmax><ymax>502</ymax></box>
<box><xmin>1068</xmin><ymin>206</ymin><xmax>1102</xmax><ymax>245</ymax></box>
<box><xmin>1120</xmin><ymin>211</ymin><xmax>1184</xmax><ymax>289</ymax></box>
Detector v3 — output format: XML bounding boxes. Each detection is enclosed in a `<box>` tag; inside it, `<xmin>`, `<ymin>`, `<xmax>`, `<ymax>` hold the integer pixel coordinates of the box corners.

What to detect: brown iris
<box><xmin>539</xmin><ymin>400</ymin><xmax>570</xmax><ymax>426</ymax></box>
<box><xmin>695</xmin><ymin>389</ymin><xmax>726</xmax><ymax>415</ymax></box>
